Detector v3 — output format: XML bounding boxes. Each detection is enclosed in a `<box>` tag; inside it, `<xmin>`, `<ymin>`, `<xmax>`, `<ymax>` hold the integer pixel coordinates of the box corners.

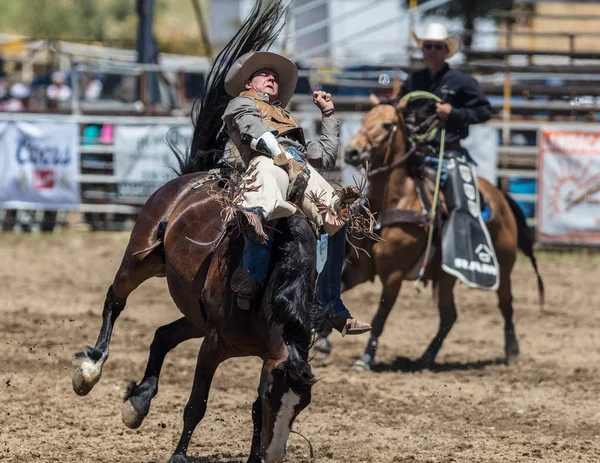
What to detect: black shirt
<box><xmin>399</xmin><ymin>63</ymin><xmax>491</xmax><ymax>145</ymax></box>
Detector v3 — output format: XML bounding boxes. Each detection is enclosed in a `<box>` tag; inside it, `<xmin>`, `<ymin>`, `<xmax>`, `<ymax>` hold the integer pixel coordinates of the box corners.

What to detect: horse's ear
<box><xmin>369</xmin><ymin>93</ymin><xmax>381</xmax><ymax>106</ymax></box>
<box><xmin>395</xmin><ymin>98</ymin><xmax>407</xmax><ymax>112</ymax></box>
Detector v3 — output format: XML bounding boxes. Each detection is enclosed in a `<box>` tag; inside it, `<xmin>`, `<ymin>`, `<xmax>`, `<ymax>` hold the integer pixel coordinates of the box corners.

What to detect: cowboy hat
<box><xmin>412</xmin><ymin>23</ymin><xmax>461</xmax><ymax>59</ymax></box>
<box><xmin>225</xmin><ymin>51</ymin><xmax>298</xmax><ymax>106</ymax></box>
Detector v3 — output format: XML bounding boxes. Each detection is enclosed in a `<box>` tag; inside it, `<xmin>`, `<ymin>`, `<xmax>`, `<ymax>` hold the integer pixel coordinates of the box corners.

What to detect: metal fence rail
<box><xmin>0</xmin><ymin>111</ymin><xmax>566</xmax><ymax>232</ymax></box>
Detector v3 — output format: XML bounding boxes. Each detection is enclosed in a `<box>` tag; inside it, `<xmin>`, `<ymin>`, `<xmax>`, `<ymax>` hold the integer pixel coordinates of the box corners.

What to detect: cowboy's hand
<box><xmin>436</xmin><ymin>102</ymin><xmax>452</xmax><ymax>120</ymax></box>
<box><xmin>313</xmin><ymin>91</ymin><xmax>334</xmax><ymax>112</ymax></box>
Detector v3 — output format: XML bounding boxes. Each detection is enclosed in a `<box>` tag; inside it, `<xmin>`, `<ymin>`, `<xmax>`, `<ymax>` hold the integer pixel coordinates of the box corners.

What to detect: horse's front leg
<box><xmin>247</xmin><ymin>394</ymin><xmax>263</xmax><ymax>463</ymax></box>
<box><xmin>169</xmin><ymin>331</ymin><xmax>223</xmax><ymax>463</ymax></box>
<box><xmin>122</xmin><ymin>317</ymin><xmax>205</xmax><ymax>429</ymax></box>
<box><xmin>418</xmin><ymin>273</ymin><xmax>457</xmax><ymax>367</ymax></box>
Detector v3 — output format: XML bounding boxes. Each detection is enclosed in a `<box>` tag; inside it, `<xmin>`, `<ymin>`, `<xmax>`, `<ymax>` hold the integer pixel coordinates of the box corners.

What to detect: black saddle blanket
<box><xmin>441</xmin><ymin>157</ymin><xmax>499</xmax><ymax>290</ymax></box>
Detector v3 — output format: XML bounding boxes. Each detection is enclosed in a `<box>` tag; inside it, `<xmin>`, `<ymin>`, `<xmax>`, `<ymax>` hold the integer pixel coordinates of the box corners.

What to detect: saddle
<box><xmin>377</xmin><ymin>154</ymin><xmax>499</xmax><ymax>290</ymax></box>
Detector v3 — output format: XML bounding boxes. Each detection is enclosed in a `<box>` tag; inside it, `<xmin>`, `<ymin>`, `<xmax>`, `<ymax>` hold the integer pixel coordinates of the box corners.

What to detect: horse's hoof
<box><xmin>505</xmin><ymin>331</ymin><xmax>520</xmax><ymax>359</ymax></box>
<box><xmin>72</xmin><ymin>362</ymin><xmax>102</xmax><ymax>396</ymax></box>
<box><xmin>353</xmin><ymin>355</ymin><xmax>372</xmax><ymax>371</ymax></box>
<box><xmin>122</xmin><ymin>400</ymin><xmax>147</xmax><ymax>429</ymax></box>
<box><xmin>169</xmin><ymin>454</ymin><xmax>188</xmax><ymax>463</ymax></box>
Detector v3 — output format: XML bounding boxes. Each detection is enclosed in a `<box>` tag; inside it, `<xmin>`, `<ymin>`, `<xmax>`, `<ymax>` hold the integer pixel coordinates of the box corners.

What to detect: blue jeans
<box><xmin>316</xmin><ymin>224</ymin><xmax>351</xmax><ymax>318</ymax></box>
<box><xmin>423</xmin><ymin>147</ymin><xmax>472</xmax><ymax>188</ymax></box>
<box><xmin>240</xmin><ymin>219</ymin><xmax>277</xmax><ymax>286</ymax></box>
<box><xmin>422</xmin><ymin>155</ymin><xmax>448</xmax><ymax>187</ymax></box>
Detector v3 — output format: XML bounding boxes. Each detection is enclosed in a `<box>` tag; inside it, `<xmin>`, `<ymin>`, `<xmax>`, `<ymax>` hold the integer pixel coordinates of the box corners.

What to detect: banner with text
<box><xmin>0</xmin><ymin>121</ymin><xmax>80</xmax><ymax>210</ymax></box>
<box><xmin>114</xmin><ymin>124</ymin><xmax>192</xmax><ymax>200</ymax></box>
<box><xmin>538</xmin><ymin>129</ymin><xmax>600</xmax><ymax>245</ymax></box>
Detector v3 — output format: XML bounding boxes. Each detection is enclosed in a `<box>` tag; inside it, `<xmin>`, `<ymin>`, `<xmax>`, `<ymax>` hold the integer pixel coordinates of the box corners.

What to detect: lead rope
<box><xmin>415</xmin><ymin>121</ymin><xmax>446</xmax><ymax>286</ymax></box>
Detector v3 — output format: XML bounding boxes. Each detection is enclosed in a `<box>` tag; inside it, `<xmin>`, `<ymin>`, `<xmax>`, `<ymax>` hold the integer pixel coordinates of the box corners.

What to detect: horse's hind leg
<box><xmin>497</xmin><ymin>251</ymin><xmax>519</xmax><ymax>360</ymax></box>
<box><xmin>122</xmin><ymin>317</ymin><xmax>205</xmax><ymax>429</ymax></box>
<box><xmin>418</xmin><ymin>273</ymin><xmax>457</xmax><ymax>368</ymax></box>
<box><xmin>169</xmin><ymin>331</ymin><xmax>223</xmax><ymax>463</ymax></box>
<box><xmin>72</xmin><ymin>247</ymin><xmax>163</xmax><ymax>396</ymax></box>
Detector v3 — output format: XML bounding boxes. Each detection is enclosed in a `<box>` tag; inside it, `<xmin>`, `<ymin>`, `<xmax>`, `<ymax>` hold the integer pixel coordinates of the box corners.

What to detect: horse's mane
<box><xmin>173</xmin><ymin>0</ymin><xmax>289</xmax><ymax>175</ymax></box>
<box><xmin>268</xmin><ymin>215</ymin><xmax>323</xmax><ymax>393</ymax></box>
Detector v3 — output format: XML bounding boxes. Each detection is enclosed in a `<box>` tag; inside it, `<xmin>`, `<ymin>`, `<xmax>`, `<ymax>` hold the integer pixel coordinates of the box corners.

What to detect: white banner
<box><xmin>538</xmin><ymin>129</ymin><xmax>600</xmax><ymax>245</ymax></box>
<box><xmin>462</xmin><ymin>124</ymin><xmax>498</xmax><ymax>185</ymax></box>
<box><xmin>0</xmin><ymin>121</ymin><xmax>80</xmax><ymax>210</ymax></box>
<box><xmin>114</xmin><ymin>124</ymin><xmax>192</xmax><ymax>200</ymax></box>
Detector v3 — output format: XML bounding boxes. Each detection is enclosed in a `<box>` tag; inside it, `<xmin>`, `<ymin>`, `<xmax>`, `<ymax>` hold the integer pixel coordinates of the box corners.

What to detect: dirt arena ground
<box><xmin>1</xmin><ymin>231</ymin><xmax>599</xmax><ymax>463</ymax></box>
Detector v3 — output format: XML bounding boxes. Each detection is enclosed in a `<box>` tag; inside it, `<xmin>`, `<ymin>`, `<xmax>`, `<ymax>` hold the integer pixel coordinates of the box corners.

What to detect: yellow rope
<box><xmin>398</xmin><ymin>90</ymin><xmax>447</xmax><ymax>286</ymax></box>
<box><xmin>416</xmin><ymin>122</ymin><xmax>446</xmax><ymax>285</ymax></box>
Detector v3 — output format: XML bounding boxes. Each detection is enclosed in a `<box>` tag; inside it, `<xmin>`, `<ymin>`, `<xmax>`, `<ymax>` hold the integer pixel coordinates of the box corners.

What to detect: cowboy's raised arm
<box><xmin>306</xmin><ymin>115</ymin><xmax>341</xmax><ymax>169</ymax></box>
<box><xmin>306</xmin><ymin>90</ymin><xmax>341</xmax><ymax>169</ymax></box>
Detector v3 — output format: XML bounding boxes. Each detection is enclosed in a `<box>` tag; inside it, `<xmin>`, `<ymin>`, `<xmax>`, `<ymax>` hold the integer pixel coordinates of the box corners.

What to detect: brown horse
<box><xmin>71</xmin><ymin>173</ymin><xmax>321</xmax><ymax>463</ymax></box>
<box><xmin>340</xmin><ymin>97</ymin><xmax>544</xmax><ymax>371</ymax></box>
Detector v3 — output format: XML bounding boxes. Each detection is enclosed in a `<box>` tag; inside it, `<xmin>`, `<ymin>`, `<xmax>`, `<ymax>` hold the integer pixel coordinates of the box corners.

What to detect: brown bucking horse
<box><xmin>340</xmin><ymin>95</ymin><xmax>544</xmax><ymax>371</ymax></box>
<box><xmin>71</xmin><ymin>172</ymin><xmax>321</xmax><ymax>463</ymax></box>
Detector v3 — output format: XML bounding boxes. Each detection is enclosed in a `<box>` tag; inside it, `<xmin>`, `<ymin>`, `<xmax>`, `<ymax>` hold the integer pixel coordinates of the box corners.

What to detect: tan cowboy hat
<box><xmin>225</xmin><ymin>51</ymin><xmax>298</xmax><ymax>106</ymax></box>
<box><xmin>411</xmin><ymin>23</ymin><xmax>461</xmax><ymax>59</ymax></box>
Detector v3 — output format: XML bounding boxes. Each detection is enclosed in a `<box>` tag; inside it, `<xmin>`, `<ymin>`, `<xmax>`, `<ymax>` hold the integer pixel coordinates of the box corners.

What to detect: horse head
<box><xmin>344</xmin><ymin>94</ymin><xmax>406</xmax><ymax>170</ymax></box>
<box><xmin>259</xmin><ymin>347</ymin><xmax>315</xmax><ymax>463</ymax></box>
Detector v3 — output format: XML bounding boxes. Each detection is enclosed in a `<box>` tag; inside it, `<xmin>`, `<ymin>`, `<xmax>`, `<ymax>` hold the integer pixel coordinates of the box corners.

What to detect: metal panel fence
<box><xmin>0</xmin><ymin>111</ymin><xmax>578</xmax><ymax>233</ymax></box>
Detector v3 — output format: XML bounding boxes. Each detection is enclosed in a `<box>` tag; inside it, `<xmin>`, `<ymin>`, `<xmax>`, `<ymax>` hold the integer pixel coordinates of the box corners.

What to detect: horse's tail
<box><xmin>503</xmin><ymin>192</ymin><xmax>545</xmax><ymax>307</ymax></box>
<box><xmin>269</xmin><ymin>214</ymin><xmax>325</xmax><ymax>394</ymax></box>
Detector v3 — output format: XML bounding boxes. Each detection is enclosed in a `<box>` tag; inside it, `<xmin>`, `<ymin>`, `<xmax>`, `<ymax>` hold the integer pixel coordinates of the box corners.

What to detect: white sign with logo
<box><xmin>538</xmin><ymin>128</ymin><xmax>600</xmax><ymax>245</ymax></box>
<box><xmin>0</xmin><ymin>121</ymin><xmax>80</xmax><ymax>210</ymax></box>
<box><xmin>114</xmin><ymin>124</ymin><xmax>193</xmax><ymax>200</ymax></box>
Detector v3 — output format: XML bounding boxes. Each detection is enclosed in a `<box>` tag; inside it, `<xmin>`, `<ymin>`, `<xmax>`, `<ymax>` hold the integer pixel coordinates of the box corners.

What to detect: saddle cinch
<box><xmin>378</xmin><ymin>152</ymin><xmax>500</xmax><ymax>290</ymax></box>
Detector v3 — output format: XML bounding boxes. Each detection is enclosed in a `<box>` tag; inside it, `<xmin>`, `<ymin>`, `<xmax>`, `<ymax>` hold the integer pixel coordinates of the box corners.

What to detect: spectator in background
<box><xmin>2</xmin><ymin>82</ymin><xmax>30</xmax><ymax>112</ymax></box>
<box><xmin>46</xmin><ymin>71</ymin><xmax>72</xmax><ymax>108</ymax></box>
<box><xmin>84</xmin><ymin>74</ymin><xmax>104</xmax><ymax>101</ymax></box>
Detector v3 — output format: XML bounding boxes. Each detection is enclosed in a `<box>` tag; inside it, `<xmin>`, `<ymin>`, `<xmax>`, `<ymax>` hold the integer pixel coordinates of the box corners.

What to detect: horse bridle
<box><xmin>365</xmin><ymin>91</ymin><xmax>442</xmax><ymax>179</ymax></box>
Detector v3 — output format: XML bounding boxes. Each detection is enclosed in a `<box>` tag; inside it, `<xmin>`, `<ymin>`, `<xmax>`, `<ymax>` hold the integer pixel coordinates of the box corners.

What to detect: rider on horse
<box><xmin>400</xmin><ymin>23</ymin><xmax>491</xmax><ymax>186</ymax></box>
<box><xmin>400</xmin><ymin>23</ymin><xmax>498</xmax><ymax>289</ymax></box>
<box><xmin>222</xmin><ymin>50</ymin><xmax>371</xmax><ymax>336</ymax></box>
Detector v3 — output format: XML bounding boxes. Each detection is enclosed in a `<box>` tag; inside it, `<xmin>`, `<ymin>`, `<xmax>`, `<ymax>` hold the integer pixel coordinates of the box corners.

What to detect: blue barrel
<box><xmin>508</xmin><ymin>178</ymin><xmax>536</xmax><ymax>218</ymax></box>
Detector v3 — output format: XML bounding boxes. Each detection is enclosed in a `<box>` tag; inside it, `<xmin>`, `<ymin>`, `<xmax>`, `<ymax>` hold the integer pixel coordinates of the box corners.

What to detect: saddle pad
<box><xmin>441</xmin><ymin>158</ymin><xmax>499</xmax><ymax>290</ymax></box>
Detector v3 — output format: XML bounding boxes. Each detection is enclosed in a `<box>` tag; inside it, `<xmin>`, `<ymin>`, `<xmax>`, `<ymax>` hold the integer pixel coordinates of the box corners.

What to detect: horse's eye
<box><xmin>382</xmin><ymin>122</ymin><xmax>394</xmax><ymax>131</ymax></box>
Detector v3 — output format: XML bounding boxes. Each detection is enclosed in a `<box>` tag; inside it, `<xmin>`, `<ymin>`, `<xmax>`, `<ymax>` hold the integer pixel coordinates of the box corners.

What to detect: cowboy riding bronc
<box><xmin>222</xmin><ymin>50</ymin><xmax>371</xmax><ymax>335</ymax></box>
<box><xmin>400</xmin><ymin>23</ymin><xmax>499</xmax><ymax>290</ymax></box>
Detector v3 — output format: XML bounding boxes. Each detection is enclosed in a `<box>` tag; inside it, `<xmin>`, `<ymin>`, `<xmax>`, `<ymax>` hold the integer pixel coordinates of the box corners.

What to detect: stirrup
<box><xmin>230</xmin><ymin>268</ymin><xmax>260</xmax><ymax>310</ymax></box>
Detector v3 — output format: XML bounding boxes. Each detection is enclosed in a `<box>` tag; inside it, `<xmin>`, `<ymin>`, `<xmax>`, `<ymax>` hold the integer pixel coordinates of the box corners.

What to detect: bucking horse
<box><xmin>71</xmin><ymin>3</ymin><xmax>321</xmax><ymax>462</ymax></box>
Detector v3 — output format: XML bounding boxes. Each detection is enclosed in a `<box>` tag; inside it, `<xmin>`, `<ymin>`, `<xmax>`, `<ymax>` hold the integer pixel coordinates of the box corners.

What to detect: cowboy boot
<box><xmin>329</xmin><ymin>315</ymin><xmax>372</xmax><ymax>337</ymax></box>
<box><xmin>317</xmin><ymin>225</ymin><xmax>372</xmax><ymax>337</ymax></box>
<box><xmin>230</xmin><ymin>268</ymin><xmax>261</xmax><ymax>310</ymax></box>
<box><xmin>230</xmin><ymin>219</ymin><xmax>277</xmax><ymax>310</ymax></box>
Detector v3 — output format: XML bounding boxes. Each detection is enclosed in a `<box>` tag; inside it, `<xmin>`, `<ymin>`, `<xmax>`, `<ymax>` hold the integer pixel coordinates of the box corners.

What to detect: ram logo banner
<box><xmin>538</xmin><ymin>129</ymin><xmax>600</xmax><ymax>245</ymax></box>
<box><xmin>0</xmin><ymin>121</ymin><xmax>80</xmax><ymax>209</ymax></box>
<box><xmin>114</xmin><ymin>124</ymin><xmax>192</xmax><ymax>200</ymax></box>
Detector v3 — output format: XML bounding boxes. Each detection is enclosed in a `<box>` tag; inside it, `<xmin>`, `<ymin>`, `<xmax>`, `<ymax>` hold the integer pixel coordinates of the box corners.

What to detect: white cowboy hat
<box><xmin>412</xmin><ymin>23</ymin><xmax>461</xmax><ymax>59</ymax></box>
<box><xmin>225</xmin><ymin>51</ymin><xmax>298</xmax><ymax>106</ymax></box>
